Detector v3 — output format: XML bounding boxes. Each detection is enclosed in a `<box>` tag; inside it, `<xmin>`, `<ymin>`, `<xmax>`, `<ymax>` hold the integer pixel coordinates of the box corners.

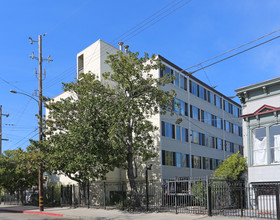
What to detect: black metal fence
<box><xmin>3</xmin><ymin>178</ymin><xmax>280</xmax><ymax>219</ymax></box>
<box><xmin>3</xmin><ymin>185</ymin><xmax>60</xmax><ymax>207</ymax></box>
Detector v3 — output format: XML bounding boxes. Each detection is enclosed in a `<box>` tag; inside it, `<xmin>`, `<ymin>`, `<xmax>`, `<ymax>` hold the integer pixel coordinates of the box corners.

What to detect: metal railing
<box><xmin>3</xmin><ymin>179</ymin><xmax>280</xmax><ymax>219</ymax></box>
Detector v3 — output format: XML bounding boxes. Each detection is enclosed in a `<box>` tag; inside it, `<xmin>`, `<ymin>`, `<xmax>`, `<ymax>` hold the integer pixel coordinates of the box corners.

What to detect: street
<box><xmin>0</xmin><ymin>212</ymin><xmax>69</xmax><ymax>220</ymax></box>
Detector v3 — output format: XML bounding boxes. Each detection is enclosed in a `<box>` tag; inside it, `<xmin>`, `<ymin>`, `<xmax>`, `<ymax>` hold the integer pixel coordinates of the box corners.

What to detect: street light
<box><xmin>10</xmin><ymin>89</ymin><xmax>43</xmax><ymax>211</ymax></box>
<box><xmin>10</xmin><ymin>90</ymin><xmax>39</xmax><ymax>103</ymax></box>
<box><xmin>145</xmin><ymin>164</ymin><xmax>152</xmax><ymax>211</ymax></box>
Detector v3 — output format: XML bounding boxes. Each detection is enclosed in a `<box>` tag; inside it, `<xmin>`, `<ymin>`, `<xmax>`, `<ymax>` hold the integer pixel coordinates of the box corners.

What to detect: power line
<box><xmin>110</xmin><ymin>0</ymin><xmax>178</xmax><ymax>43</ymax></box>
<box><xmin>188</xmin><ymin>34</ymin><xmax>280</xmax><ymax>74</ymax></box>
<box><xmin>44</xmin><ymin>0</ymin><xmax>193</xmax><ymax>91</ymax></box>
<box><xmin>124</xmin><ymin>0</ymin><xmax>192</xmax><ymax>42</ymax></box>
<box><xmin>0</xmin><ymin>75</ymin><xmax>31</xmax><ymax>95</ymax></box>
<box><xmin>45</xmin><ymin>0</ymin><xmax>92</xmax><ymax>36</ymax></box>
<box><xmin>185</xmin><ymin>28</ymin><xmax>280</xmax><ymax>71</ymax></box>
<box><xmin>5</xmin><ymin>128</ymin><xmax>39</xmax><ymax>151</ymax></box>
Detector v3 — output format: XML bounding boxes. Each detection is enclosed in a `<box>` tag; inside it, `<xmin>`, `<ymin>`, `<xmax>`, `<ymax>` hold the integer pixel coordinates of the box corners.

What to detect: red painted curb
<box><xmin>0</xmin><ymin>208</ymin><xmax>63</xmax><ymax>217</ymax></box>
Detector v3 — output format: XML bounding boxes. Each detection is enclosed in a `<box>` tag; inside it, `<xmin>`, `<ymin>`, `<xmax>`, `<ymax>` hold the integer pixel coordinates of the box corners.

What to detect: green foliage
<box><xmin>42</xmin><ymin>50</ymin><xmax>175</xmax><ymax>206</ymax></box>
<box><xmin>0</xmin><ymin>148</ymin><xmax>38</xmax><ymax>190</ymax></box>
<box><xmin>213</xmin><ymin>152</ymin><xmax>247</xmax><ymax>181</ymax></box>
<box><xmin>191</xmin><ymin>182</ymin><xmax>207</xmax><ymax>207</ymax></box>
<box><xmin>43</xmin><ymin>73</ymin><xmax>119</xmax><ymax>184</ymax></box>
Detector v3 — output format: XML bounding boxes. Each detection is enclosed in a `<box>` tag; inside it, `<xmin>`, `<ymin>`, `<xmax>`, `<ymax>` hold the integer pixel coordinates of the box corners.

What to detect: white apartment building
<box><xmin>51</xmin><ymin>39</ymin><xmax>243</xmax><ymax>184</ymax></box>
<box><xmin>235</xmin><ymin>77</ymin><xmax>280</xmax><ymax>184</ymax></box>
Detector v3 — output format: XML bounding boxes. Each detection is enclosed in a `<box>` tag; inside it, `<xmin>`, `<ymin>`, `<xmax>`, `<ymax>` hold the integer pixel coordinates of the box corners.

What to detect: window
<box><xmin>238</xmin><ymin>126</ymin><xmax>242</xmax><ymax>137</ymax></box>
<box><xmin>270</xmin><ymin>125</ymin><xmax>280</xmax><ymax>163</ymax></box>
<box><xmin>239</xmin><ymin>145</ymin><xmax>243</xmax><ymax>155</ymax></box>
<box><xmin>233</xmin><ymin>124</ymin><xmax>239</xmax><ymax>135</ymax></box>
<box><xmin>174</xmin><ymin>71</ymin><xmax>180</xmax><ymax>87</ymax></box>
<box><xmin>215</xmin><ymin>95</ymin><xmax>222</xmax><ymax>109</ymax></box>
<box><xmin>160</xmin><ymin>65</ymin><xmax>172</xmax><ymax>78</ymax></box>
<box><xmin>162</xmin><ymin>121</ymin><xmax>175</xmax><ymax>139</ymax></box>
<box><xmin>217</xmin><ymin>138</ymin><xmax>223</xmax><ymax>150</ymax></box>
<box><xmin>176</xmin><ymin>152</ymin><xmax>182</xmax><ymax>167</ymax></box>
<box><xmin>205</xmin><ymin>134</ymin><xmax>209</xmax><ymax>147</ymax></box>
<box><xmin>211</xmin><ymin>115</ymin><xmax>217</xmax><ymax>127</ymax></box>
<box><xmin>185</xmin><ymin>103</ymin><xmax>188</xmax><ymax>116</ymax></box>
<box><xmin>205</xmin><ymin>158</ymin><xmax>210</xmax><ymax>170</ymax></box>
<box><xmin>208</xmin><ymin>91</ymin><xmax>214</xmax><ymax>104</ymax></box>
<box><xmin>224</xmin><ymin>100</ymin><xmax>229</xmax><ymax>112</ymax></box>
<box><xmin>192</xmin><ymin>155</ymin><xmax>201</xmax><ymax>169</ymax></box>
<box><xmin>182</xmin><ymin>128</ymin><xmax>188</xmax><ymax>142</ymax></box>
<box><xmin>191</xmin><ymin>130</ymin><xmax>199</xmax><ymax>144</ymax></box>
<box><xmin>182</xmin><ymin>154</ymin><xmax>187</xmax><ymax>167</ymax></box>
<box><xmin>180</xmin><ymin>75</ymin><xmax>187</xmax><ymax>91</ymax></box>
<box><xmin>230</xmin><ymin>142</ymin><xmax>234</xmax><ymax>153</ymax></box>
<box><xmin>225</xmin><ymin>141</ymin><xmax>230</xmax><ymax>152</ymax></box>
<box><xmin>191</xmin><ymin>105</ymin><xmax>200</xmax><ymax>121</ymax></box>
<box><xmin>224</xmin><ymin>121</ymin><xmax>230</xmax><ymax>132</ymax></box>
<box><xmin>176</xmin><ymin>125</ymin><xmax>181</xmax><ymax>141</ymax></box>
<box><xmin>162</xmin><ymin>151</ymin><xmax>190</xmax><ymax>168</ymax></box>
<box><xmin>217</xmin><ymin>117</ymin><xmax>223</xmax><ymax>129</ymax></box>
<box><xmin>199</xmin><ymin>86</ymin><xmax>205</xmax><ymax>100</ymax></box>
<box><xmin>211</xmin><ymin>137</ymin><xmax>217</xmax><ymax>149</ymax></box>
<box><xmin>233</xmin><ymin>105</ymin><xmax>239</xmax><ymax>117</ymax></box>
<box><xmin>162</xmin><ymin>150</ymin><xmax>174</xmax><ymax>166</ymax></box>
<box><xmin>166</xmin><ymin>151</ymin><xmax>174</xmax><ymax>166</ymax></box>
<box><xmin>174</xmin><ymin>98</ymin><xmax>180</xmax><ymax>114</ymax></box>
<box><xmin>199</xmin><ymin>133</ymin><xmax>206</xmax><ymax>146</ymax></box>
<box><xmin>174</xmin><ymin>98</ymin><xmax>185</xmax><ymax>115</ymax></box>
<box><xmin>204</xmin><ymin>111</ymin><xmax>212</xmax><ymax>125</ymax></box>
<box><xmin>252</xmin><ymin>127</ymin><xmax>267</xmax><ymax>165</ymax></box>
<box><xmin>189</xmin><ymin>80</ymin><xmax>198</xmax><ymax>96</ymax></box>
<box><xmin>210</xmin><ymin>158</ymin><xmax>213</xmax><ymax>170</ymax></box>
<box><xmin>78</xmin><ymin>54</ymin><xmax>84</xmax><ymax>77</ymax></box>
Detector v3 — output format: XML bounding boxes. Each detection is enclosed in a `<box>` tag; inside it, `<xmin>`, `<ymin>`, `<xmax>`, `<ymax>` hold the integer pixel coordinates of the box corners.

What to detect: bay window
<box><xmin>270</xmin><ymin>125</ymin><xmax>280</xmax><ymax>163</ymax></box>
<box><xmin>252</xmin><ymin>127</ymin><xmax>267</xmax><ymax>165</ymax></box>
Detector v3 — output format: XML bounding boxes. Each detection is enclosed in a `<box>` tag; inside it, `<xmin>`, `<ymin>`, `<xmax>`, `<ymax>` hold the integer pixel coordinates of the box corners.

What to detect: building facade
<box><xmin>51</xmin><ymin>39</ymin><xmax>243</xmax><ymax>184</ymax></box>
<box><xmin>236</xmin><ymin>77</ymin><xmax>280</xmax><ymax>184</ymax></box>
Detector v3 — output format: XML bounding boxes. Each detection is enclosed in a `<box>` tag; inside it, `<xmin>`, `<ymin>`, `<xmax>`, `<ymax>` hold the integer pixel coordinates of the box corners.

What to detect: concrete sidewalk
<box><xmin>0</xmin><ymin>204</ymin><xmax>258</xmax><ymax>219</ymax></box>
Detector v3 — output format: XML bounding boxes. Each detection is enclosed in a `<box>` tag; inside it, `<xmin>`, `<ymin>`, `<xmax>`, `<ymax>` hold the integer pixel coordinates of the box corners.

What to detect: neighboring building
<box><xmin>50</xmin><ymin>39</ymin><xmax>243</xmax><ymax>184</ymax></box>
<box><xmin>235</xmin><ymin>77</ymin><xmax>280</xmax><ymax>184</ymax></box>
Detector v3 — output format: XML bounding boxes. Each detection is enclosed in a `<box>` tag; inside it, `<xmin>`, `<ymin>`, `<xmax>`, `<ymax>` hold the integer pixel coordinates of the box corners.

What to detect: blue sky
<box><xmin>1</xmin><ymin>0</ymin><xmax>280</xmax><ymax>152</ymax></box>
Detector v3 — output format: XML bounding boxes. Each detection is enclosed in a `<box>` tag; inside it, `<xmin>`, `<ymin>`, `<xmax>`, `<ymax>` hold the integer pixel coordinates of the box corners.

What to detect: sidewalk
<box><xmin>0</xmin><ymin>204</ymin><xmax>258</xmax><ymax>220</ymax></box>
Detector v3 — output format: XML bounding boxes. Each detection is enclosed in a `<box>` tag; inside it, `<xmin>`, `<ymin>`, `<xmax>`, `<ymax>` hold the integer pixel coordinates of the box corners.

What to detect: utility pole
<box><xmin>0</xmin><ymin>105</ymin><xmax>9</xmax><ymax>154</ymax></box>
<box><xmin>29</xmin><ymin>35</ymin><xmax>53</xmax><ymax>212</ymax></box>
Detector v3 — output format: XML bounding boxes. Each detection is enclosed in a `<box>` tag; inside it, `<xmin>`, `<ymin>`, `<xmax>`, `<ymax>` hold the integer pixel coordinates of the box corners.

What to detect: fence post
<box><xmin>175</xmin><ymin>177</ymin><xmax>178</xmax><ymax>214</ymax></box>
<box><xmin>69</xmin><ymin>185</ymin><xmax>73</xmax><ymax>206</ymax></box>
<box><xmin>87</xmin><ymin>182</ymin><xmax>90</xmax><ymax>209</ymax></box>
<box><xmin>121</xmin><ymin>182</ymin><xmax>124</xmax><ymax>210</ymax></box>
<box><xmin>78</xmin><ymin>183</ymin><xmax>81</xmax><ymax>206</ymax></box>
<box><xmin>207</xmin><ymin>180</ymin><xmax>212</xmax><ymax>217</ymax></box>
<box><xmin>103</xmin><ymin>182</ymin><xmax>106</xmax><ymax>209</ymax></box>
<box><xmin>60</xmin><ymin>185</ymin><xmax>63</xmax><ymax>207</ymax></box>
<box><xmin>240</xmin><ymin>187</ymin><xmax>243</xmax><ymax>217</ymax></box>
<box><xmin>146</xmin><ymin>168</ymin><xmax>149</xmax><ymax>212</ymax></box>
<box><xmin>51</xmin><ymin>186</ymin><xmax>54</xmax><ymax>207</ymax></box>
<box><xmin>276</xmin><ymin>185</ymin><xmax>280</xmax><ymax>220</ymax></box>
<box><xmin>73</xmin><ymin>185</ymin><xmax>76</xmax><ymax>207</ymax></box>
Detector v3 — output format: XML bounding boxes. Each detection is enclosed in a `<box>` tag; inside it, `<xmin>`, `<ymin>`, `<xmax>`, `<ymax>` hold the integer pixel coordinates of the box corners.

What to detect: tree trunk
<box><xmin>127</xmin><ymin>152</ymin><xmax>140</xmax><ymax>208</ymax></box>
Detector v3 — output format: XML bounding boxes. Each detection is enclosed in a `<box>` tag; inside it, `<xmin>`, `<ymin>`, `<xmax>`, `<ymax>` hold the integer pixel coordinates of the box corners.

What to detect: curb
<box><xmin>0</xmin><ymin>208</ymin><xmax>63</xmax><ymax>217</ymax></box>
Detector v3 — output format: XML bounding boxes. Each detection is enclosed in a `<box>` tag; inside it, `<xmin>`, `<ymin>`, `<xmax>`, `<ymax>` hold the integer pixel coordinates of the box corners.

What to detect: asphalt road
<box><xmin>0</xmin><ymin>212</ymin><xmax>74</xmax><ymax>220</ymax></box>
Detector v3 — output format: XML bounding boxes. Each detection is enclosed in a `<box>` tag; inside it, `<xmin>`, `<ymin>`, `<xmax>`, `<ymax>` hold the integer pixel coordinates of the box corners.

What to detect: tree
<box><xmin>43</xmin><ymin>51</ymin><xmax>175</xmax><ymax>207</ymax></box>
<box><xmin>43</xmin><ymin>74</ymin><xmax>121</xmax><ymax>185</ymax></box>
<box><xmin>213</xmin><ymin>152</ymin><xmax>247</xmax><ymax>181</ymax></box>
<box><xmin>0</xmin><ymin>148</ymin><xmax>38</xmax><ymax>191</ymax></box>
<box><xmin>103</xmin><ymin>51</ymin><xmax>175</xmax><ymax>207</ymax></box>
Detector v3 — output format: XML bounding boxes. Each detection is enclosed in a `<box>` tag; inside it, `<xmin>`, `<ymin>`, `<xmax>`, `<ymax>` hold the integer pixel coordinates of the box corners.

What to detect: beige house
<box><xmin>236</xmin><ymin>77</ymin><xmax>280</xmax><ymax>184</ymax></box>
